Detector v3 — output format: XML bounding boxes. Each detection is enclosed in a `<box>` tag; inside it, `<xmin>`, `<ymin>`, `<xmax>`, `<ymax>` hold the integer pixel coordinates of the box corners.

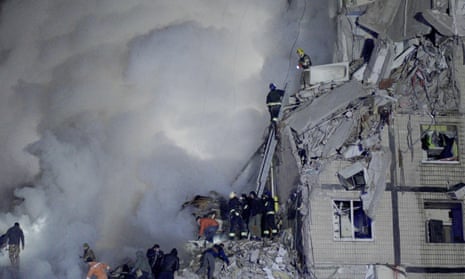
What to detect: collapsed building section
<box><xmin>277</xmin><ymin>0</ymin><xmax>465</xmax><ymax>278</ymax></box>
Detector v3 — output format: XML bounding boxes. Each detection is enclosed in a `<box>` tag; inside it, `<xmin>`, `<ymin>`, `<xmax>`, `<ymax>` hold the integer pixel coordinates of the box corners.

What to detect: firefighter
<box><xmin>197</xmin><ymin>216</ymin><xmax>219</xmax><ymax>243</ymax></box>
<box><xmin>240</xmin><ymin>193</ymin><xmax>250</xmax><ymax>229</ymax></box>
<box><xmin>247</xmin><ymin>191</ymin><xmax>264</xmax><ymax>241</ymax></box>
<box><xmin>86</xmin><ymin>259</ymin><xmax>110</xmax><ymax>279</ymax></box>
<box><xmin>228</xmin><ymin>192</ymin><xmax>247</xmax><ymax>240</ymax></box>
<box><xmin>266</xmin><ymin>83</ymin><xmax>285</xmax><ymax>123</ymax></box>
<box><xmin>296</xmin><ymin>48</ymin><xmax>312</xmax><ymax>89</ymax></box>
<box><xmin>5</xmin><ymin>222</ymin><xmax>24</xmax><ymax>268</ymax></box>
<box><xmin>81</xmin><ymin>243</ymin><xmax>96</xmax><ymax>263</ymax></box>
<box><xmin>262</xmin><ymin>191</ymin><xmax>278</xmax><ymax>238</ymax></box>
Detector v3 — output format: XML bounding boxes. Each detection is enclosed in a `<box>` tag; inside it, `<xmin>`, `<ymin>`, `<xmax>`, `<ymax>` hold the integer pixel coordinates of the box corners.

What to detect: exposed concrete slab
<box><xmin>422</xmin><ymin>1</ymin><xmax>465</xmax><ymax>37</ymax></box>
<box><xmin>309</xmin><ymin>62</ymin><xmax>350</xmax><ymax>84</ymax></box>
<box><xmin>285</xmin><ymin>80</ymin><xmax>368</xmax><ymax>134</ymax></box>
<box><xmin>361</xmin><ymin>148</ymin><xmax>391</xmax><ymax>220</ymax></box>
<box><xmin>358</xmin><ymin>0</ymin><xmax>432</xmax><ymax>42</ymax></box>
<box><xmin>364</xmin><ymin>40</ymin><xmax>395</xmax><ymax>84</ymax></box>
<box><xmin>321</xmin><ymin>117</ymin><xmax>356</xmax><ymax>158</ymax></box>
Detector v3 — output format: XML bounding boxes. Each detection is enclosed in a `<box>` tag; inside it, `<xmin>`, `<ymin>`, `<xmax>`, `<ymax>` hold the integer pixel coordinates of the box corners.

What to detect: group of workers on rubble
<box><xmin>81</xmin><ymin>242</ymin><xmax>179</xmax><ymax>279</ymax></box>
<box><xmin>197</xmin><ymin>190</ymin><xmax>279</xmax><ymax>244</ymax></box>
<box><xmin>0</xmin><ymin>48</ymin><xmax>310</xmax><ymax>279</ymax></box>
<box><xmin>266</xmin><ymin>48</ymin><xmax>312</xmax><ymax>129</ymax></box>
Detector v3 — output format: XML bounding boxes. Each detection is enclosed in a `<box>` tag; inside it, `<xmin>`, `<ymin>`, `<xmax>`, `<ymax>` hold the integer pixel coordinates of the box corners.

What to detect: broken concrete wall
<box><xmin>286</xmin><ymin>80</ymin><xmax>368</xmax><ymax>134</ymax></box>
<box><xmin>454</xmin><ymin>38</ymin><xmax>465</xmax><ymax>113</ymax></box>
<box><xmin>423</xmin><ymin>0</ymin><xmax>465</xmax><ymax>36</ymax></box>
<box><xmin>357</xmin><ymin>0</ymin><xmax>432</xmax><ymax>42</ymax></box>
<box><xmin>278</xmin><ymin>0</ymin><xmax>465</xmax><ymax>277</ymax></box>
<box><xmin>363</xmin><ymin>39</ymin><xmax>395</xmax><ymax>84</ymax></box>
<box><xmin>392</xmin><ymin>114</ymin><xmax>465</xmax><ymax>187</ymax></box>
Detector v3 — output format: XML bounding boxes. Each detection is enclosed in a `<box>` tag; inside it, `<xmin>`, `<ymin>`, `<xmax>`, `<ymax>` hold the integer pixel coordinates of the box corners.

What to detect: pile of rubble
<box><xmin>178</xmin><ymin>231</ymin><xmax>299</xmax><ymax>279</ymax></box>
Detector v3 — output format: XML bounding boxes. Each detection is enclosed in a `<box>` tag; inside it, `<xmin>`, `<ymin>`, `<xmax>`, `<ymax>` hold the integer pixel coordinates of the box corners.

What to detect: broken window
<box><xmin>337</xmin><ymin>162</ymin><xmax>368</xmax><ymax>191</ymax></box>
<box><xmin>420</xmin><ymin>124</ymin><xmax>459</xmax><ymax>163</ymax></box>
<box><xmin>425</xmin><ymin>201</ymin><xmax>464</xmax><ymax>243</ymax></box>
<box><xmin>332</xmin><ymin>200</ymin><xmax>373</xmax><ymax>240</ymax></box>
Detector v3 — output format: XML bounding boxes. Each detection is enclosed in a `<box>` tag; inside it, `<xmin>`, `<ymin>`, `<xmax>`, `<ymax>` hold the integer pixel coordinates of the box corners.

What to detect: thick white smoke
<box><xmin>0</xmin><ymin>0</ymin><xmax>334</xmax><ymax>277</ymax></box>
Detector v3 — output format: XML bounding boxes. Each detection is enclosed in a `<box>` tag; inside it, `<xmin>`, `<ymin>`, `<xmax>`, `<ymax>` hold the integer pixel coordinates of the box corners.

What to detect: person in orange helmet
<box><xmin>86</xmin><ymin>258</ymin><xmax>110</xmax><ymax>279</ymax></box>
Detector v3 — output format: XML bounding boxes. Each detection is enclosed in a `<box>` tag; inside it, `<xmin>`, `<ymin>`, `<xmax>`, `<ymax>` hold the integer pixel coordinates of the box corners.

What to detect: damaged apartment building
<box><xmin>275</xmin><ymin>0</ymin><xmax>465</xmax><ymax>278</ymax></box>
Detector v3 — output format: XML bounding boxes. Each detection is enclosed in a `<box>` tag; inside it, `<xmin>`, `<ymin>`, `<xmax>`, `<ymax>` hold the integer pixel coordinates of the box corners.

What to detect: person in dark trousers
<box><xmin>6</xmin><ymin>222</ymin><xmax>24</xmax><ymax>268</ymax></box>
<box><xmin>262</xmin><ymin>191</ymin><xmax>278</xmax><ymax>238</ymax></box>
<box><xmin>227</xmin><ymin>192</ymin><xmax>247</xmax><ymax>240</ymax></box>
<box><xmin>146</xmin><ymin>243</ymin><xmax>164</xmax><ymax>279</ymax></box>
<box><xmin>240</xmin><ymin>193</ymin><xmax>250</xmax><ymax>231</ymax></box>
<box><xmin>196</xmin><ymin>244</ymin><xmax>230</xmax><ymax>279</ymax></box>
<box><xmin>158</xmin><ymin>248</ymin><xmax>179</xmax><ymax>279</ymax></box>
<box><xmin>296</xmin><ymin>48</ymin><xmax>312</xmax><ymax>88</ymax></box>
<box><xmin>247</xmin><ymin>191</ymin><xmax>264</xmax><ymax>240</ymax></box>
<box><xmin>266</xmin><ymin>83</ymin><xmax>285</xmax><ymax>123</ymax></box>
<box><xmin>196</xmin><ymin>216</ymin><xmax>219</xmax><ymax>243</ymax></box>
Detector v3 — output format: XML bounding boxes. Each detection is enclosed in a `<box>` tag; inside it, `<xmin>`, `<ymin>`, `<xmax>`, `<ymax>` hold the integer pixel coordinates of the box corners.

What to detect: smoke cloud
<box><xmin>0</xmin><ymin>0</ymin><xmax>334</xmax><ymax>277</ymax></box>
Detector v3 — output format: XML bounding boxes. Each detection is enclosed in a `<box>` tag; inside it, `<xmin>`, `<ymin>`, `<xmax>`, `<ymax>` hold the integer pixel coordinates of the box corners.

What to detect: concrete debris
<box><xmin>357</xmin><ymin>0</ymin><xmax>432</xmax><ymax>42</ymax></box>
<box><xmin>363</xmin><ymin>39</ymin><xmax>395</xmax><ymax>84</ymax></box>
<box><xmin>283</xmin><ymin>0</ymin><xmax>463</xmax><ymax>231</ymax></box>
<box><xmin>309</xmin><ymin>62</ymin><xmax>350</xmax><ymax>85</ymax></box>
<box><xmin>179</xmin><ymin>239</ymin><xmax>299</xmax><ymax>279</ymax></box>
<box><xmin>423</xmin><ymin>0</ymin><xmax>465</xmax><ymax>37</ymax></box>
<box><xmin>286</xmin><ymin>80</ymin><xmax>368</xmax><ymax>134</ymax></box>
<box><xmin>361</xmin><ymin>148</ymin><xmax>391</xmax><ymax>220</ymax></box>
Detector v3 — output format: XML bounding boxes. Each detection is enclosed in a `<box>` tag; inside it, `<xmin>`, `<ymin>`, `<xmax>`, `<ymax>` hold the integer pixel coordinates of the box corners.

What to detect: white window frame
<box><xmin>332</xmin><ymin>199</ymin><xmax>374</xmax><ymax>241</ymax></box>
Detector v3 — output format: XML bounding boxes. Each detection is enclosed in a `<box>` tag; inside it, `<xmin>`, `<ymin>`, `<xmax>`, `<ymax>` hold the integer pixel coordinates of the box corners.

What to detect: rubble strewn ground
<box><xmin>178</xmin><ymin>233</ymin><xmax>299</xmax><ymax>279</ymax></box>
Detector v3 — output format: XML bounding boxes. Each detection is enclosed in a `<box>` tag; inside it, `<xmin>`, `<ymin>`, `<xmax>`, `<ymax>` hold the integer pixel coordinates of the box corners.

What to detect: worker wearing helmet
<box><xmin>296</xmin><ymin>48</ymin><xmax>312</xmax><ymax>88</ymax></box>
<box><xmin>228</xmin><ymin>192</ymin><xmax>247</xmax><ymax>240</ymax></box>
<box><xmin>262</xmin><ymin>191</ymin><xmax>278</xmax><ymax>238</ymax></box>
<box><xmin>266</xmin><ymin>83</ymin><xmax>285</xmax><ymax>123</ymax></box>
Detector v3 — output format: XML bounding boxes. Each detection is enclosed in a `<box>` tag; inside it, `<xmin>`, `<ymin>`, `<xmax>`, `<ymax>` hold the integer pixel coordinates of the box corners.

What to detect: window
<box><xmin>421</xmin><ymin>124</ymin><xmax>459</xmax><ymax>163</ymax></box>
<box><xmin>425</xmin><ymin>201</ymin><xmax>464</xmax><ymax>243</ymax></box>
<box><xmin>332</xmin><ymin>200</ymin><xmax>373</xmax><ymax>240</ymax></box>
<box><xmin>337</xmin><ymin>162</ymin><xmax>368</xmax><ymax>191</ymax></box>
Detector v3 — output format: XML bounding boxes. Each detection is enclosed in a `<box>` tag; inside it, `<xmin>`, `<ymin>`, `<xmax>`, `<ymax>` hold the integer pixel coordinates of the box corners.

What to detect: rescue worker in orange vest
<box><xmin>86</xmin><ymin>258</ymin><xmax>110</xmax><ymax>279</ymax></box>
<box><xmin>196</xmin><ymin>216</ymin><xmax>219</xmax><ymax>243</ymax></box>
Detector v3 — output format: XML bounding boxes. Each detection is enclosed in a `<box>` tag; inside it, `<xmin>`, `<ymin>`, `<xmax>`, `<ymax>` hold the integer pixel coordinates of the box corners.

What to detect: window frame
<box><xmin>420</xmin><ymin>124</ymin><xmax>459</xmax><ymax>164</ymax></box>
<box><xmin>332</xmin><ymin>199</ymin><xmax>374</xmax><ymax>241</ymax></box>
<box><xmin>424</xmin><ymin>200</ymin><xmax>465</xmax><ymax>244</ymax></box>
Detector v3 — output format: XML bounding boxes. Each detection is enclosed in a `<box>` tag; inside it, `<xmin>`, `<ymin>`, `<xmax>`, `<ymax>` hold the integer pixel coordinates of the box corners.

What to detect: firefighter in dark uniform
<box><xmin>266</xmin><ymin>83</ymin><xmax>285</xmax><ymax>123</ymax></box>
<box><xmin>262</xmin><ymin>191</ymin><xmax>278</xmax><ymax>238</ymax></box>
<box><xmin>228</xmin><ymin>192</ymin><xmax>247</xmax><ymax>240</ymax></box>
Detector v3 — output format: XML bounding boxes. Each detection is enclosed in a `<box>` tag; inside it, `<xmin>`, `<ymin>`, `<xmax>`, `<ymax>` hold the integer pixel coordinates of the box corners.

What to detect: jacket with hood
<box><xmin>133</xmin><ymin>250</ymin><xmax>152</xmax><ymax>275</ymax></box>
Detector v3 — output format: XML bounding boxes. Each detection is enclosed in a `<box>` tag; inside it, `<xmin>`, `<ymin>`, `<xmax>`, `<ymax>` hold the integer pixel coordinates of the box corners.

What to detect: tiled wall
<box><xmin>393</xmin><ymin>114</ymin><xmax>465</xmax><ymax>187</ymax></box>
<box><xmin>398</xmin><ymin>192</ymin><xmax>465</xmax><ymax>266</ymax></box>
<box><xmin>309</xmin><ymin>188</ymin><xmax>394</xmax><ymax>265</ymax></box>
